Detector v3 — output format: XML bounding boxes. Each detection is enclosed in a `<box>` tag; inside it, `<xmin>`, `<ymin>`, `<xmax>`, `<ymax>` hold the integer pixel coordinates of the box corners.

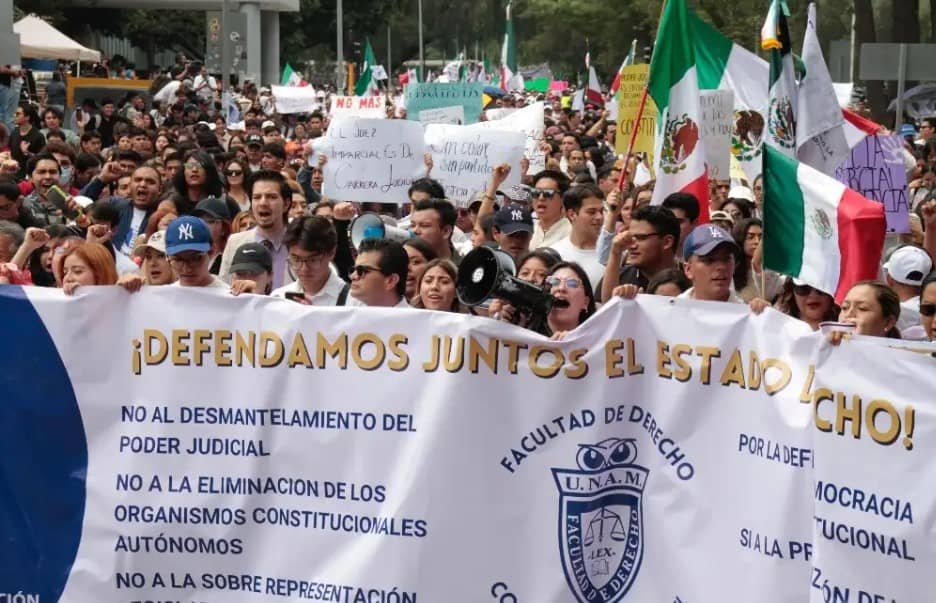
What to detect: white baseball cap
<box><xmin>728</xmin><ymin>185</ymin><xmax>754</xmax><ymax>203</ymax></box>
<box><xmin>884</xmin><ymin>246</ymin><xmax>933</xmax><ymax>286</ymax></box>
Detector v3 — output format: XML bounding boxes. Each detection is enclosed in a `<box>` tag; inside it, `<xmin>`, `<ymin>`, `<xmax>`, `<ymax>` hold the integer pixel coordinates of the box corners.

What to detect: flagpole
<box><xmin>616</xmin><ymin>0</ymin><xmax>667</xmax><ymax>193</ymax></box>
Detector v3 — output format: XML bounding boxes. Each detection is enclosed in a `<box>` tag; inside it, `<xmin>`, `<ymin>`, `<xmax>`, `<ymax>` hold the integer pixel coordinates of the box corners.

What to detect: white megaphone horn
<box><xmin>350</xmin><ymin>212</ymin><xmax>414</xmax><ymax>249</ymax></box>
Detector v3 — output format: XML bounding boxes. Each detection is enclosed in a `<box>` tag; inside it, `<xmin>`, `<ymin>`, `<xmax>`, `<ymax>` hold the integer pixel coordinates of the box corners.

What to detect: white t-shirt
<box><xmin>171</xmin><ymin>275</ymin><xmax>230</xmax><ymax>290</ymax></box>
<box><xmin>119</xmin><ymin>207</ymin><xmax>148</xmax><ymax>256</ymax></box>
<box><xmin>271</xmin><ymin>271</ymin><xmax>348</xmax><ymax>306</ymax></box>
<box><xmin>898</xmin><ymin>296</ymin><xmax>922</xmax><ymax>337</ymax></box>
<box><xmin>549</xmin><ymin>238</ymin><xmax>604</xmax><ymax>291</ymax></box>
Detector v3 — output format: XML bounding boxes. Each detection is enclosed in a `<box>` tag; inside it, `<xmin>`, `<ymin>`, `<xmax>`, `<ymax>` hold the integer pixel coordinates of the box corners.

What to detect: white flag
<box><xmin>795</xmin><ymin>3</ymin><xmax>850</xmax><ymax>175</ymax></box>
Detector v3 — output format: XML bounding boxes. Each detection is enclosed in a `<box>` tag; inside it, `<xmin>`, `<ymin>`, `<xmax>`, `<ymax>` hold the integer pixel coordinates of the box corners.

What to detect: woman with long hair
<box><xmin>224</xmin><ymin>157</ymin><xmax>250</xmax><ymax>213</ymax></box>
<box><xmin>546</xmin><ymin>261</ymin><xmax>597</xmax><ymax>339</ymax></box>
<box><xmin>412</xmin><ymin>259</ymin><xmax>463</xmax><ymax>313</ymax></box>
<box><xmin>919</xmin><ymin>273</ymin><xmax>936</xmax><ymax>341</ymax></box>
<box><xmin>832</xmin><ymin>281</ymin><xmax>902</xmax><ymax>342</ymax></box>
<box><xmin>402</xmin><ymin>237</ymin><xmax>437</xmax><ymax>302</ymax></box>
<box><xmin>774</xmin><ymin>279</ymin><xmax>839</xmax><ymax>331</ymax></box>
<box><xmin>732</xmin><ymin>218</ymin><xmax>782</xmax><ymax>303</ymax></box>
<box><xmin>166</xmin><ymin>149</ymin><xmax>224</xmax><ymax>215</ymax></box>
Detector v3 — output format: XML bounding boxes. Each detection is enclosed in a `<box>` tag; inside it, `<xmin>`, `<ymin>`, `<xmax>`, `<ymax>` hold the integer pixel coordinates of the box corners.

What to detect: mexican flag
<box><xmin>500</xmin><ymin>2</ymin><xmax>523</xmax><ymax>91</ymax></box>
<box><xmin>648</xmin><ymin>0</ymin><xmax>709</xmax><ymax>218</ymax></box>
<box><xmin>585</xmin><ymin>65</ymin><xmax>604</xmax><ymax>106</ymax></box>
<box><xmin>688</xmin><ymin>11</ymin><xmax>768</xmax><ymax>183</ymax></box>
<box><xmin>354</xmin><ymin>39</ymin><xmax>380</xmax><ymax>96</ymax></box>
<box><xmin>762</xmin><ymin>0</ymin><xmax>798</xmax><ymax>158</ymax></box>
<box><xmin>280</xmin><ymin>63</ymin><xmax>308</xmax><ymax>87</ymax></box>
<box><xmin>609</xmin><ymin>39</ymin><xmax>637</xmax><ymax>96</ymax></box>
<box><xmin>763</xmin><ymin>145</ymin><xmax>886</xmax><ymax>303</ymax></box>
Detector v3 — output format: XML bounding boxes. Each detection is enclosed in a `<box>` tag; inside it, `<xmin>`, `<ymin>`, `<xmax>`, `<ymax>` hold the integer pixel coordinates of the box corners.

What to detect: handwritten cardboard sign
<box><xmin>699</xmin><ymin>90</ymin><xmax>735</xmax><ymax>180</ymax></box>
<box><xmin>425</xmin><ymin>123</ymin><xmax>525</xmax><ymax>205</ymax></box>
<box><xmin>329</xmin><ymin>95</ymin><xmax>387</xmax><ymax>119</ymax></box>
<box><xmin>405</xmin><ymin>83</ymin><xmax>484</xmax><ymax>124</ymax></box>
<box><xmin>834</xmin><ymin>134</ymin><xmax>910</xmax><ymax>233</ymax></box>
<box><xmin>319</xmin><ymin>118</ymin><xmax>426</xmax><ymax>204</ymax></box>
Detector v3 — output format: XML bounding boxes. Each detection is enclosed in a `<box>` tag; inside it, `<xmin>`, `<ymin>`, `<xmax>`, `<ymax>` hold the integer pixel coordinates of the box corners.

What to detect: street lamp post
<box><xmin>336</xmin><ymin>0</ymin><xmax>344</xmax><ymax>93</ymax></box>
<box><xmin>418</xmin><ymin>0</ymin><xmax>424</xmax><ymax>81</ymax></box>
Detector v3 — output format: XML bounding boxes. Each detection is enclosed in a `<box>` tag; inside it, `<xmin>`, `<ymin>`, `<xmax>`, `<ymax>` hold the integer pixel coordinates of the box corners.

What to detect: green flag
<box><xmin>355</xmin><ymin>39</ymin><xmax>380</xmax><ymax>96</ymax></box>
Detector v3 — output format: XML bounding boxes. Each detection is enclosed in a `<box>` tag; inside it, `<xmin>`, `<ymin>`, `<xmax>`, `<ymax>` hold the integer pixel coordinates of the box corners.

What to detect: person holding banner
<box><xmin>165</xmin><ymin>216</ymin><xmax>229</xmax><ymax>290</ymax></box>
<box><xmin>920</xmin><ymin>273</ymin><xmax>936</xmax><ymax>341</ymax></box>
<box><xmin>833</xmin><ymin>281</ymin><xmax>902</xmax><ymax>341</ymax></box>
<box><xmin>60</xmin><ymin>242</ymin><xmax>118</xmax><ymax>295</ymax></box>
<box><xmin>545</xmin><ymin>261</ymin><xmax>597</xmax><ymax>340</ymax></box>
<box><xmin>272</xmin><ymin>216</ymin><xmax>349</xmax><ymax>306</ymax></box>
<box><xmin>600</xmin><ymin>205</ymin><xmax>682</xmax><ymax>303</ymax></box>
<box><xmin>678</xmin><ymin>224</ymin><xmax>743</xmax><ymax>303</ymax></box>
<box><xmin>774</xmin><ymin>279</ymin><xmax>839</xmax><ymax>332</ymax></box>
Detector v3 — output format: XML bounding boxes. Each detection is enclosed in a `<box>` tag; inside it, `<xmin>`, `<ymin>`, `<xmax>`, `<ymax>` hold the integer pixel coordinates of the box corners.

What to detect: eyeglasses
<box><xmin>288</xmin><ymin>254</ymin><xmax>328</xmax><ymax>268</ymax></box>
<box><xmin>920</xmin><ymin>303</ymin><xmax>936</xmax><ymax>317</ymax></box>
<box><xmin>545</xmin><ymin>276</ymin><xmax>582</xmax><ymax>289</ymax></box>
<box><xmin>530</xmin><ymin>188</ymin><xmax>559</xmax><ymax>199</ymax></box>
<box><xmin>169</xmin><ymin>253</ymin><xmax>207</xmax><ymax>267</ymax></box>
<box><xmin>352</xmin><ymin>264</ymin><xmax>385</xmax><ymax>278</ymax></box>
<box><xmin>184</xmin><ymin>162</ymin><xmax>204</xmax><ymax>170</ymax></box>
<box><xmin>793</xmin><ymin>283</ymin><xmax>816</xmax><ymax>296</ymax></box>
<box><xmin>225</xmin><ymin>169</ymin><xmax>243</xmax><ymax>176</ymax></box>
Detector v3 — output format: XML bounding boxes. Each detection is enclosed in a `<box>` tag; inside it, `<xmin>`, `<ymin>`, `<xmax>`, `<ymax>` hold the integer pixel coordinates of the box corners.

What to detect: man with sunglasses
<box><xmin>347</xmin><ymin>238</ymin><xmax>410</xmax><ymax>308</ymax></box>
<box><xmin>166</xmin><ymin>216</ymin><xmax>229</xmax><ymax>289</ymax></box>
<box><xmin>600</xmin><ymin>206</ymin><xmax>681</xmax><ymax>302</ymax></box>
<box><xmin>883</xmin><ymin>245</ymin><xmax>933</xmax><ymax>338</ymax></box>
<box><xmin>529</xmin><ymin>170</ymin><xmax>572</xmax><ymax>250</ymax></box>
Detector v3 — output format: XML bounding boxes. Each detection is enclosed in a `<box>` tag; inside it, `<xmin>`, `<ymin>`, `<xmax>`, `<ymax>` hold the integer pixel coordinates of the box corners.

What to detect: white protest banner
<box><xmin>424</xmin><ymin>123</ymin><xmax>525</xmax><ymax>204</ymax></box>
<box><xmin>418</xmin><ymin>105</ymin><xmax>465</xmax><ymax>125</ymax></box>
<box><xmin>329</xmin><ymin>95</ymin><xmax>387</xmax><ymax>119</ymax></box>
<box><xmin>475</xmin><ymin>101</ymin><xmax>546</xmax><ymax>174</ymax></box>
<box><xmin>700</xmin><ymin>90</ymin><xmax>735</xmax><ymax>180</ymax></box>
<box><xmin>318</xmin><ymin>117</ymin><xmax>425</xmax><ymax>203</ymax></box>
<box><xmin>484</xmin><ymin>107</ymin><xmax>517</xmax><ymax>121</ymax></box>
<box><xmin>4</xmin><ymin>287</ymin><xmax>936</xmax><ymax>602</ymax></box>
<box><xmin>270</xmin><ymin>85</ymin><xmax>318</xmax><ymax>114</ymax></box>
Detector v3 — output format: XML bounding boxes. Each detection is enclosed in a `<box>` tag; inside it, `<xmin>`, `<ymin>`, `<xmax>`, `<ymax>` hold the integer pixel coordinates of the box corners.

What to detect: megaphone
<box><xmin>350</xmin><ymin>212</ymin><xmax>414</xmax><ymax>249</ymax></box>
<box><xmin>456</xmin><ymin>246</ymin><xmax>562</xmax><ymax>320</ymax></box>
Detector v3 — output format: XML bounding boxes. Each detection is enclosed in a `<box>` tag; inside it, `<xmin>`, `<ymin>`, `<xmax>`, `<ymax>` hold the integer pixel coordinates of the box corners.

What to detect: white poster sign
<box><xmin>4</xmin><ymin>288</ymin><xmax>936</xmax><ymax>602</ymax></box>
<box><xmin>700</xmin><ymin>89</ymin><xmax>735</xmax><ymax>180</ymax></box>
<box><xmin>425</xmin><ymin>123</ymin><xmax>525</xmax><ymax>204</ymax></box>
<box><xmin>418</xmin><ymin>105</ymin><xmax>465</xmax><ymax>125</ymax></box>
<box><xmin>270</xmin><ymin>85</ymin><xmax>318</xmax><ymax>114</ymax></box>
<box><xmin>319</xmin><ymin>117</ymin><xmax>425</xmax><ymax>203</ymax></box>
<box><xmin>329</xmin><ymin>95</ymin><xmax>387</xmax><ymax>119</ymax></box>
<box><xmin>484</xmin><ymin>108</ymin><xmax>517</xmax><ymax>121</ymax></box>
<box><xmin>476</xmin><ymin>101</ymin><xmax>546</xmax><ymax>174</ymax></box>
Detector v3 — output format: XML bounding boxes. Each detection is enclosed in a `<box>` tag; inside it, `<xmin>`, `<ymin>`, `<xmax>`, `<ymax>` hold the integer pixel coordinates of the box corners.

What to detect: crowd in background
<box><xmin>1</xmin><ymin>59</ymin><xmax>935</xmax><ymax>347</ymax></box>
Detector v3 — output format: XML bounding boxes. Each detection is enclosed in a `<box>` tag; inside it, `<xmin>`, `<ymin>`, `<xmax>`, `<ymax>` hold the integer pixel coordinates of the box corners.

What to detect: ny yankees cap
<box><xmin>683</xmin><ymin>224</ymin><xmax>738</xmax><ymax>258</ymax></box>
<box><xmin>494</xmin><ymin>204</ymin><xmax>534</xmax><ymax>235</ymax></box>
<box><xmin>165</xmin><ymin>216</ymin><xmax>212</xmax><ymax>256</ymax></box>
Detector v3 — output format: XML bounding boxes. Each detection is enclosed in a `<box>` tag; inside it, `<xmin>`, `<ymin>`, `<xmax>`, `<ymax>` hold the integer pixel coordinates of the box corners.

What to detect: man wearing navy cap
<box><xmin>678</xmin><ymin>224</ymin><xmax>742</xmax><ymax>303</ymax></box>
<box><xmin>165</xmin><ymin>216</ymin><xmax>229</xmax><ymax>289</ymax></box>
<box><xmin>492</xmin><ymin>204</ymin><xmax>534</xmax><ymax>260</ymax></box>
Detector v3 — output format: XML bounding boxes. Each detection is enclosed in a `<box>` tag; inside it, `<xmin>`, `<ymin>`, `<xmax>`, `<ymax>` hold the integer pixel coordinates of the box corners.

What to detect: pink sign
<box><xmin>549</xmin><ymin>81</ymin><xmax>569</xmax><ymax>93</ymax></box>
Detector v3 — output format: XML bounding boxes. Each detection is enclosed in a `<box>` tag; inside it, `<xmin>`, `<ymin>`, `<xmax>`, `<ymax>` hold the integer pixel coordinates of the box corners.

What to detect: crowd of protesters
<box><xmin>1</xmin><ymin>60</ymin><xmax>935</xmax><ymax>347</ymax></box>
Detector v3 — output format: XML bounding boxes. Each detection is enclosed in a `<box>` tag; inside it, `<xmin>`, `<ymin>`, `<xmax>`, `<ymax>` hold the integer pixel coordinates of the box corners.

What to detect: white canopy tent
<box><xmin>13</xmin><ymin>15</ymin><xmax>102</xmax><ymax>63</ymax></box>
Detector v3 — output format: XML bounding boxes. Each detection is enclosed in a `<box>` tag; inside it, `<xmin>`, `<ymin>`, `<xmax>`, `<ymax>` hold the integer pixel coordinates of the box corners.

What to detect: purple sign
<box><xmin>834</xmin><ymin>134</ymin><xmax>910</xmax><ymax>233</ymax></box>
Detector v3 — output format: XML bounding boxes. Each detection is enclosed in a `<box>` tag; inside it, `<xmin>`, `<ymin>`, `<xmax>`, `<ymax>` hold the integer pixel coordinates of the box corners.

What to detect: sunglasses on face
<box><xmin>352</xmin><ymin>264</ymin><xmax>384</xmax><ymax>278</ymax></box>
<box><xmin>531</xmin><ymin>188</ymin><xmax>559</xmax><ymax>199</ymax></box>
<box><xmin>225</xmin><ymin>169</ymin><xmax>243</xmax><ymax>176</ymax></box>
<box><xmin>920</xmin><ymin>303</ymin><xmax>936</xmax><ymax>317</ymax></box>
<box><xmin>793</xmin><ymin>284</ymin><xmax>815</xmax><ymax>296</ymax></box>
<box><xmin>546</xmin><ymin>276</ymin><xmax>582</xmax><ymax>289</ymax></box>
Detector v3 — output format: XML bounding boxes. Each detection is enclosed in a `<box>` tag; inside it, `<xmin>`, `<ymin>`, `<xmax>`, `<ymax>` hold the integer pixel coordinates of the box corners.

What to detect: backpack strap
<box><xmin>336</xmin><ymin>282</ymin><xmax>351</xmax><ymax>306</ymax></box>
